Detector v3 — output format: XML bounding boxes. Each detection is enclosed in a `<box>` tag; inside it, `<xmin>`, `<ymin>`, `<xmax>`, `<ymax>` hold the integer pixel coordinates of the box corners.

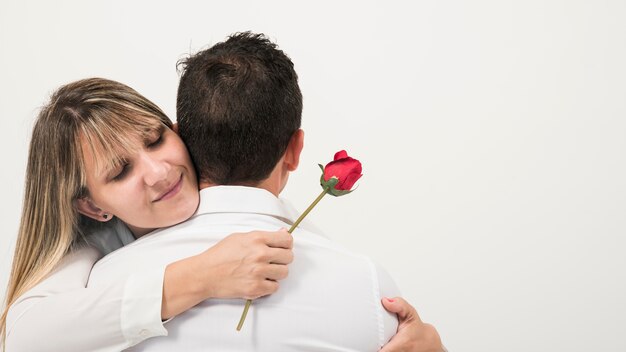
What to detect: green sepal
<box><xmin>318</xmin><ymin>164</ymin><xmax>325</xmax><ymax>172</ymax></box>
<box><xmin>327</xmin><ymin>188</ymin><xmax>353</xmax><ymax>197</ymax></box>
<box><xmin>319</xmin><ymin>173</ymin><xmax>338</xmax><ymax>189</ymax></box>
<box><xmin>319</xmin><ymin>174</ymin><xmax>352</xmax><ymax>197</ymax></box>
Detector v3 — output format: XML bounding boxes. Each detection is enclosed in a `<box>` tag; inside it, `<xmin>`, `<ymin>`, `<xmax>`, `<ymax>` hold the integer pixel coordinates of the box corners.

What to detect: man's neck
<box><xmin>198</xmin><ymin>161</ymin><xmax>288</xmax><ymax>196</ymax></box>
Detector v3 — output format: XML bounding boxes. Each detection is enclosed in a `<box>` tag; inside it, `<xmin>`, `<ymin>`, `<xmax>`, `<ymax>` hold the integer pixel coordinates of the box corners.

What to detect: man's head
<box><xmin>176</xmin><ymin>32</ymin><xmax>303</xmax><ymax>186</ymax></box>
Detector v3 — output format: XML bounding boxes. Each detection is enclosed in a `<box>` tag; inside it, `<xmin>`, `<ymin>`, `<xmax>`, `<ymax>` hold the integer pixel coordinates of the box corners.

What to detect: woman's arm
<box><xmin>5</xmin><ymin>246</ymin><xmax>142</xmax><ymax>351</ymax></box>
<box><xmin>6</xmin><ymin>229</ymin><xmax>293</xmax><ymax>352</ymax></box>
<box><xmin>160</xmin><ymin>230</ymin><xmax>293</xmax><ymax>319</ymax></box>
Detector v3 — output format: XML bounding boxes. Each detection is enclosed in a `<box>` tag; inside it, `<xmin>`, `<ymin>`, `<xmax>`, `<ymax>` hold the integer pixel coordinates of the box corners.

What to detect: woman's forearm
<box><xmin>161</xmin><ymin>255</ymin><xmax>207</xmax><ymax>319</ymax></box>
<box><xmin>160</xmin><ymin>230</ymin><xmax>294</xmax><ymax>319</ymax></box>
<box><xmin>6</xmin><ymin>247</ymin><xmax>166</xmax><ymax>352</ymax></box>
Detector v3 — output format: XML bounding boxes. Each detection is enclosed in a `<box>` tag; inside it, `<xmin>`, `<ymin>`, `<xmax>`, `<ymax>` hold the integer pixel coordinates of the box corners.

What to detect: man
<box><xmin>89</xmin><ymin>32</ymin><xmax>444</xmax><ymax>351</ymax></box>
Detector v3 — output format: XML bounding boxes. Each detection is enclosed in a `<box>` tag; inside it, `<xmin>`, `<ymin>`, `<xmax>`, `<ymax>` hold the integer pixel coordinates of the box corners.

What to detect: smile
<box><xmin>153</xmin><ymin>175</ymin><xmax>184</xmax><ymax>202</ymax></box>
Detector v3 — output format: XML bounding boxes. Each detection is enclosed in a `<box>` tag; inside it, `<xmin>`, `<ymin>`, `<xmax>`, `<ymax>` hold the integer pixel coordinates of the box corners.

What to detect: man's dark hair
<box><xmin>176</xmin><ymin>32</ymin><xmax>303</xmax><ymax>185</ymax></box>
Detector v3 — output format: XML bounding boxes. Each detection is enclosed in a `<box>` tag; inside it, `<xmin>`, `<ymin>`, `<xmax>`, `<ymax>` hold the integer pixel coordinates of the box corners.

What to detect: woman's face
<box><xmin>80</xmin><ymin>125</ymin><xmax>199</xmax><ymax>236</ymax></box>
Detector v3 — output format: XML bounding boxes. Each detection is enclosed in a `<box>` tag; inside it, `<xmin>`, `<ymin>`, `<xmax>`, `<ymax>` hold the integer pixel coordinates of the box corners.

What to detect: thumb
<box><xmin>380</xmin><ymin>297</ymin><xmax>400</xmax><ymax>314</ymax></box>
<box><xmin>381</xmin><ymin>297</ymin><xmax>403</xmax><ymax>315</ymax></box>
<box><xmin>381</xmin><ymin>297</ymin><xmax>421</xmax><ymax>323</ymax></box>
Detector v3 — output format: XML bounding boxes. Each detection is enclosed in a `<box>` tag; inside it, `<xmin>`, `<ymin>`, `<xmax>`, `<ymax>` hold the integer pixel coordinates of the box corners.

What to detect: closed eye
<box><xmin>111</xmin><ymin>163</ymin><xmax>131</xmax><ymax>181</ymax></box>
<box><xmin>146</xmin><ymin>126</ymin><xmax>165</xmax><ymax>149</ymax></box>
<box><xmin>147</xmin><ymin>134</ymin><xmax>163</xmax><ymax>148</ymax></box>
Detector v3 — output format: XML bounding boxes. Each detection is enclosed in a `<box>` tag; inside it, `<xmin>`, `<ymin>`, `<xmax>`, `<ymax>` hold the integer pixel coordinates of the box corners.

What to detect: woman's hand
<box><xmin>197</xmin><ymin>229</ymin><xmax>294</xmax><ymax>299</ymax></box>
<box><xmin>380</xmin><ymin>297</ymin><xmax>445</xmax><ymax>352</ymax></box>
<box><xmin>161</xmin><ymin>229</ymin><xmax>293</xmax><ymax>319</ymax></box>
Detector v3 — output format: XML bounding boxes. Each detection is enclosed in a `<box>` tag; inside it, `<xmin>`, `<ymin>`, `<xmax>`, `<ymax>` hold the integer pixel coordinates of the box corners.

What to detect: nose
<box><xmin>140</xmin><ymin>152</ymin><xmax>170</xmax><ymax>186</ymax></box>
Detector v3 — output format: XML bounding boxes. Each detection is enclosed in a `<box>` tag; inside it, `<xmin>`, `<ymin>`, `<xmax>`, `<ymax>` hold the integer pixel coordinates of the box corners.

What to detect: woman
<box><xmin>1</xmin><ymin>78</ymin><xmax>293</xmax><ymax>351</ymax></box>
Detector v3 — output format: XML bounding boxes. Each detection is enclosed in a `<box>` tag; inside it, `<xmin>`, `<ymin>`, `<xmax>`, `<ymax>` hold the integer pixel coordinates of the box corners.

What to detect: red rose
<box><xmin>320</xmin><ymin>150</ymin><xmax>362</xmax><ymax>195</ymax></box>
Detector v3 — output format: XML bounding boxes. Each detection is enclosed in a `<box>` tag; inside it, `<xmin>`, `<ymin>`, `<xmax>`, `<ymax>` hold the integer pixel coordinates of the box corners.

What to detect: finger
<box><xmin>248</xmin><ymin>279</ymin><xmax>280</xmax><ymax>299</ymax></box>
<box><xmin>264</xmin><ymin>263</ymin><xmax>290</xmax><ymax>281</ymax></box>
<box><xmin>250</xmin><ymin>229</ymin><xmax>293</xmax><ymax>249</ymax></box>
<box><xmin>267</xmin><ymin>247</ymin><xmax>294</xmax><ymax>265</ymax></box>
<box><xmin>250</xmin><ymin>261</ymin><xmax>288</xmax><ymax>281</ymax></box>
<box><xmin>379</xmin><ymin>338</ymin><xmax>404</xmax><ymax>352</ymax></box>
<box><xmin>379</xmin><ymin>327</ymin><xmax>413</xmax><ymax>352</ymax></box>
<box><xmin>262</xmin><ymin>229</ymin><xmax>293</xmax><ymax>249</ymax></box>
<box><xmin>381</xmin><ymin>297</ymin><xmax>422</xmax><ymax>323</ymax></box>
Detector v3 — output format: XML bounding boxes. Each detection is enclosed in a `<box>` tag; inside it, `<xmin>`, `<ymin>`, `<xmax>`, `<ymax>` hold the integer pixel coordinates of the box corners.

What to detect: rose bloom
<box><xmin>323</xmin><ymin>150</ymin><xmax>362</xmax><ymax>191</ymax></box>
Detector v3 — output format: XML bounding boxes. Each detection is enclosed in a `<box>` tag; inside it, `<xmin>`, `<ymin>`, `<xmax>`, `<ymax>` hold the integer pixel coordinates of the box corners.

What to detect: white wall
<box><xmin>1</xmin><ymin>1</ymin><xmax>625</xmax><ymax>351</ymax></box>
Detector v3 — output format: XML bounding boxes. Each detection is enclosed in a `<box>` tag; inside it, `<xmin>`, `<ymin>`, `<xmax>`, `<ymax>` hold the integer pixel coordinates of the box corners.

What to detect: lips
<box><xmin>153</xmin><ymin>174</ymin><xmax>183</xmax><ymax>202</ymax></box>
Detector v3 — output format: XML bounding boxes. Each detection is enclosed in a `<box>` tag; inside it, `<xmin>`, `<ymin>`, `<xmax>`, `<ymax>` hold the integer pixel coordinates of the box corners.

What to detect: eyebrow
<box><xmin>142</xmin><ymin>125</ymin><xmax>165</xmax><ymax>144</ymax></box>
<box><xmin>103</xmin><ymin>157</ymin><xmax>129</xmax><ymax>181</ymax></box>
<box><xmin>101</xmin><ymin>125</ymin><xmax>165</xmax><ymax>180</ymax></box>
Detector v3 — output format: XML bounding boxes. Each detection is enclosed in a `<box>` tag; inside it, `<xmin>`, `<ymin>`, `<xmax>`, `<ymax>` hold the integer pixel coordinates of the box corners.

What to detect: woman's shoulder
<box><xmin>81</xmin><ymin>218</ymin><xmax>136</xmax><ymax>256</ymax></box>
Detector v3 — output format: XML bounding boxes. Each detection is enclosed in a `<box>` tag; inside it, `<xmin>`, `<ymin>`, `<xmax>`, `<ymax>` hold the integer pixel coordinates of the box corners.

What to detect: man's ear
<box><xmin>172</xmin><ymin>123</ymin><xmax>179</xmax><ymax>134</ymax></box>
<box><xmin>74</xmin><ymin>197</ymin><xmax>111</xmax><ymax>222</ymax></box>
<box><xmin>284</xmin><ymin>129</ymin><xmax>304</xmax><ymax>171</ymax></box>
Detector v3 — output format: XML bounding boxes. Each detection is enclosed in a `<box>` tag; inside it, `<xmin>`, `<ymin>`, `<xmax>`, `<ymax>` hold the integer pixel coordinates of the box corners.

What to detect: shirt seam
<box><xmin>365</xmin><ymin>256</ymin><xmax>386</xmax><ymax>348</ymax></box>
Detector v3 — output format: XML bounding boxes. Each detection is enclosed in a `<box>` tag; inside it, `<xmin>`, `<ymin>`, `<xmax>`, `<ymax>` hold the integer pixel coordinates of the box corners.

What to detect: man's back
<box><xmin>89</xmin><ymin>186</ymin><xmax>399</xmax><ymax>351</ymax></box>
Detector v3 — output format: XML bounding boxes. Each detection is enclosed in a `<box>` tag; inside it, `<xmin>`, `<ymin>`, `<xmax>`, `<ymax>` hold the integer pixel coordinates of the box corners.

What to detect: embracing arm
<box><xmin>5</xmin><ymin>246</ymin><xmax>144</xmax><ymax>351</ymax></box>
<box><xmin>6</xmin><ymin>229</ymin><xmax>293</xmax><ymax>352</ymax></box>
<box><xmin>160</xmin><ymin>230</ymin><xmax>293</xmax><ymax>319</ymax></box>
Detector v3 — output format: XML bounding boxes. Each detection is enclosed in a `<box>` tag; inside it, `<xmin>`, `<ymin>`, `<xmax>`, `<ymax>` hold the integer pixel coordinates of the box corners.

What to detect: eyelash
<box><xmin>148</xmin><ymin>134</ymin><xmax>163</xmax><ymax>148</ymax></box>
<box><xmin>112</xmin><ymin>163</ymin><xmax>131</xmax><ymax>181</ymax></box>
<box><xmin>110</xmin><ymin>132</ymin><xmax>164</xmax><ymax>182</ymax></box>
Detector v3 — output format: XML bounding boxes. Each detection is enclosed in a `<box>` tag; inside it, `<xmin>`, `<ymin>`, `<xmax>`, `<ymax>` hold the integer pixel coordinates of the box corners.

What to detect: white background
<box><xmin>1</xmin><ymin>1</ymin><xmax>625</xmax><ymax>351</ymax></box>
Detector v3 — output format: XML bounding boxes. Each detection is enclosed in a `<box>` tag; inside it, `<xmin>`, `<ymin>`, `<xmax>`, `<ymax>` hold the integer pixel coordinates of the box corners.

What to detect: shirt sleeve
<box><xmin>5</xmin><ymin>245</ymin><xmax>168</xmax><ymax>352</ymax></box>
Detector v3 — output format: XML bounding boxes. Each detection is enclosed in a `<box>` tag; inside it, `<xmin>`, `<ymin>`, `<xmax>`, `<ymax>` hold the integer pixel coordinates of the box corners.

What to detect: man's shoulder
<box><xmin>288</xmin><ymin>226</ymin><xmax>382</xmax><ymax>275</ymax></box>
<box><xmin>92</xmin><ymin>211</ymin><xmax>290</xmax><ymax>271</ymax></box>
<box><xmin>90</xmin><ymin>220</ymin><xmax>193</xmax><ymax>272</ymax></box>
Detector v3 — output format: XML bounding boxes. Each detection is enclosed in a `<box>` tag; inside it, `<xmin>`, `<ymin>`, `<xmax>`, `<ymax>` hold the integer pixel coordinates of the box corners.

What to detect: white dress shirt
<box><xmin>5</xmin><ymin>219</ymin><xmax>168</xmax><ymax>352</ymax></box>
<box><xmin>89</xmin><ymin>186</ymin><xmax>400</xmax><ymax>352</ymax></box>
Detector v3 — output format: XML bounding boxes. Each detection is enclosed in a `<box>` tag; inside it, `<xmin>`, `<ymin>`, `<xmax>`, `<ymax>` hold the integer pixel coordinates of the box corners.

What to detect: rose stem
<box><xmin>236</xmin><ymin>187</ymin><xmax>329</xmax><ymax>331</ymax></box>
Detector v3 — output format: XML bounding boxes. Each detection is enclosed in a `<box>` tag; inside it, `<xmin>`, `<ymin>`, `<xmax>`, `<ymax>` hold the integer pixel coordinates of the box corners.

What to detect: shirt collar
<box><xmin>195</xmin><ymin>185</ymin><xmax>299</xmax><ymax>226</ymax></box>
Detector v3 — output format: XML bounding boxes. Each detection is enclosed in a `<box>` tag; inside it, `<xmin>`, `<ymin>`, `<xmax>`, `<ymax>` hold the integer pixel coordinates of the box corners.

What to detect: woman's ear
<box><xmin>172</xmin><ymin>123</ymin><xmax>179</xmax><ymax>134</ymax></box>
<box><xmin>74</xmin><ymin>197</ymin><xmax>112</xmax><ymax>222</ymax></box>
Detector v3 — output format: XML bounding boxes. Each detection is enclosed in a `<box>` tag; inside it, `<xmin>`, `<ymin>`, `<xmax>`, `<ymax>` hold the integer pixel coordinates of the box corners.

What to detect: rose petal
<box><xmin>323</xmin><ymin>160</ymin><xmax>352</xmax><ymax>180</ymax></box>
<box><xmin>334</xmin><ymin>150</ymin><xmax>348</xmax><ymax>160</ymax></box>
<box><xmin>337</xmin><ymin>171</ymin><xmax>362</xmax><ymax>190</ymax></box>
<box><xmin>329</xmin><ymin>158</ymin><xmax>361</xmax><ymax>174</ymax></box>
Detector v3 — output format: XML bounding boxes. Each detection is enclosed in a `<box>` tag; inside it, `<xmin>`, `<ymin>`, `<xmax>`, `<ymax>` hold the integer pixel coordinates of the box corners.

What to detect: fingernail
<box><xmin>385</xmin><ymin>297</ymin><xmax>395</xmax><ymax>303</ymax></box>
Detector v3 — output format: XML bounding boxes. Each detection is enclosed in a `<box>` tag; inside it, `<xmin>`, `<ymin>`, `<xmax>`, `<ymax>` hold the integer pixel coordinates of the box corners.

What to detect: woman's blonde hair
<box><xmin>0</xmin><ymin>78</ymin><xmax>173</xmax><ymax>344</ymax></box>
